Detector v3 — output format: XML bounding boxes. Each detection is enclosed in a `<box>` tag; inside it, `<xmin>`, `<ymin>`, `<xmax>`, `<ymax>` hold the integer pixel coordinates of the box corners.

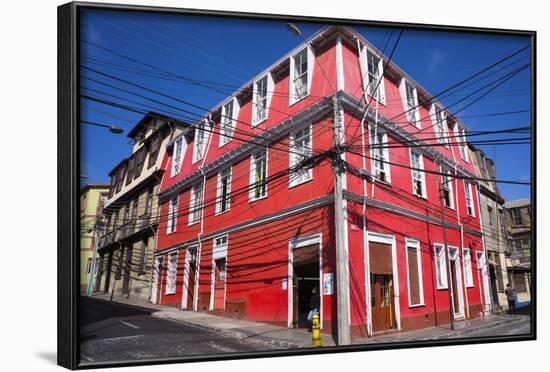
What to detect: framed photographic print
<box><xmin>58</xmin><ymin>1</ymin><xmax>536</xmax><ymax>369</ymax></box>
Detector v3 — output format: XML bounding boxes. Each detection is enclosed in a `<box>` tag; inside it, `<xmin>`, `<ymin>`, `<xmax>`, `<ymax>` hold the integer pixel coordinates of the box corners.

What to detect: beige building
<box><xmin>95</xmin><ymin>113</ymin><xmax>187</xmax><ymax>303</ymax></box>
<box><xmin>503</xmin><ymin>199</ymin><xmax>532</xmax><ymax>303</ymax></box>
<box><xmin>469</xmin><ymin>147</ymin><xmax>511</xmax><ymax>310</ymax></box>
<box><xmin>80</xmin><ymin>184</ymin><xmax>109</xmax><ymax>292</ymax></box>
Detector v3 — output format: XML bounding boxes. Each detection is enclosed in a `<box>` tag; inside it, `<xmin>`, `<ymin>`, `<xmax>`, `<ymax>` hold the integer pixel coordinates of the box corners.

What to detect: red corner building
<box><xmin>151</xmin><ymin>26</ymin><xmax>492</xmax><ymax>340</ymax></box>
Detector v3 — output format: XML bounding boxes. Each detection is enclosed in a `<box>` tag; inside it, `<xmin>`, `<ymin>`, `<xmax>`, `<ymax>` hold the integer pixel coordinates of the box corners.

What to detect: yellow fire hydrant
<box><xmin>311</xmin><ymin>312</ymin><xmax>323</xmax><ymax>347</ymax></box>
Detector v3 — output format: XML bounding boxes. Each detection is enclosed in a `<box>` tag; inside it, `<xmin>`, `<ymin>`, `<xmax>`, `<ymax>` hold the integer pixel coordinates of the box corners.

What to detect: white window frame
<box><xmin>400</xmin><ymin>79</ymin><xmax>420</xmax><ymax>128</ymax></box>
<box><xmin>219</xmin><ymin>98</ymin><xmax>239</xmax><ymax>148</ymax></box>
<box><xmin>434</xmin><ymin>243</ymin><xmax>448</xmax><ymax>289</ymax></box>
<box><xmin>171</xmin><ymin>137</ymin><xmax>184</xmax><ymax>177</ymax></box>
<box><xmin>464</xmin><ymin>181</ymin><xmax>475</xmax><ymax>217</ymax></box>
<box><xmin>289</xmin><ymin>47</ymin><xmax>314</xmax><ymax>105</ymax></box>
<box><xmin>441</xmin><ymin>168</ymin><xmax>455</xmax><ymax>209</ymax></box>
<box><xmin>370</xmin><ymin>127</ymin><xmax>391</xmax><ymax>183</ymax></box>
<box><xmin>166</xmin><ymin>196</ymin><xmax>178</xmax><ymax>234</ymax></box>
<box><xmin>252</xmin><ymin>74</ymin><xmax>274</xmax><ymax>126</ymax></box>
<box><xmin>463</xmin><ymin>248</ymin><xmax>474</xmax><ymax>288</ymax></box>
<box><xmin>192</xmin><ymin>120</ymin><xmax>210</xmax><ymax>164</ymax></box>
<box><xmin>188</xmin><ymin>183</ymin><xmax>203</xmax><ymax>226</ymax></box>
<box><xmin>409</xmin><ymin>150</ymin><xmax>427</xmax><ymax>198</ymax></box>
<box><xmin>458</xmin><ymin>127</ymin><xmax>469</xmax><ymax>162</ymax></box>
<box><xmin>431</xmin><ymin>104</ymin><xmax>448</xmax><ymax>146</ymax></box>
<box><xmin>165</xmin><ymin>252</ymin><xmax>178</xmax><ymax>295</ymax></box>
<box><xmin>249</xmin><ymin>150</ymin><xmax>268</xmax><ymax>201</ymax></box>
<box><xmin>405</xmin><ymin>238</ymin><xmax>425</xmax><ymax>307</ymax></box>
<box><xmin>359</xmin><ymin>47</ymin><xmax>386</xmax><ymax>105</ymax></box>
<box><xmin>289</xmin><ymin>124</ymin><xmax>313</xmax><ymax>187</ymax></box>
<box><xmin>215</xmin><ymin>167</ymin><xmax>232</xmax><ymax>215</ymax></box>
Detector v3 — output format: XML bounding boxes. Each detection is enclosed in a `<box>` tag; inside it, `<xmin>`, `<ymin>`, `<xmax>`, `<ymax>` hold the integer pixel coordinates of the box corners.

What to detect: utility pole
<box><xmin>332</xmin><ymin>94</ymin><xmax>351</xmax><ymax>345</ymax></box>
<box><xmin>437</xmin><ymin>161</ymin><xmax>455</xmax><ymax>330</ymax></box>
<box><xmin>286</xmin><ymin>23</ymin><xmax>350</xmax><ymax>345</ymax></box>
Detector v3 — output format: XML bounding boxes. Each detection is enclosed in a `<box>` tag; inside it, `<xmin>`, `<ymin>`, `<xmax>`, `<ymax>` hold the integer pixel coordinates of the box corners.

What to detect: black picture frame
<box><xmin>58</xmin><ymin>1</ymin><xmax>536</xmax><ymax>370</ymax></box>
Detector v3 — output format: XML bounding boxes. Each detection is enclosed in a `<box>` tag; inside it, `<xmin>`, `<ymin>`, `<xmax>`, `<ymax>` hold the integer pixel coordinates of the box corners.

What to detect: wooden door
<box><xmin>187</xmin><ymin>261</ymin><xmax>196</xmax><ymax>310</ymax></box>
<box><xmin>450</xmin><ymin>260</ymin><xmax>459</xmax><ymax>313</ymax></box>
<box><xmin>371</xmin><ymin>274</ymin><xmax>395</xmax><ymax>333</ymax></box>
<box><xmin>214</xmin><ymin>258</ymin><xmax>226</xmax><ymax>310</ymax></box>
<box><xmin>369</xmin><ymin>241</ymin><xmax>395</xmax><ymax>333</ymax></box>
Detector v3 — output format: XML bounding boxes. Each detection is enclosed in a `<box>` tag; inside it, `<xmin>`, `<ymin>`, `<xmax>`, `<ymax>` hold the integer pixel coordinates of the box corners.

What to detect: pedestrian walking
<box><xmin>504</xmin><ymin>283</ymin><xmax>516</xmax><ymax>316</ymax></box>
<box><xmin>307</xmin><ymin>287</ymin><xmax>320</xmax><ymax>331</ymax></box>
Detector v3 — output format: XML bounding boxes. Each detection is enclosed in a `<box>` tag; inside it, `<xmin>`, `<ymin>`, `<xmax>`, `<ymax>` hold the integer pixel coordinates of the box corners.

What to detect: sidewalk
<box><xmin>90</xmin><ymin>294</ymin><xmax>529</xmax><ymax>349</ymax></box>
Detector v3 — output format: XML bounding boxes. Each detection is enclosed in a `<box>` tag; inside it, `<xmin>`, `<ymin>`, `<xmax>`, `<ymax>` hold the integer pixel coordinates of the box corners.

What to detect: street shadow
<box><xmin>35</xmin><ymin>351</ymin><xmax>57</xmax><ymax>365</ymax></box>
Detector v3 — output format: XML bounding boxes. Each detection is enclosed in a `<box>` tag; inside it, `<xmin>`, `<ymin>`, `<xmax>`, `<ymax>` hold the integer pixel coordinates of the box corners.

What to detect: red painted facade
<box><xmin>152</xmin><ymin>26</ymin><xmax>490</xmax><ymax>339</ymax></box>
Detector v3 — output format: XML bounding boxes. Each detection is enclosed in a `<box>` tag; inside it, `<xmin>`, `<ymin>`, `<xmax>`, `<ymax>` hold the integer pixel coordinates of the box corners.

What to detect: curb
<box><xmin>152</xmin><ymin>312</ymin><xmax>303</xmax><ymax>350</ymax></box>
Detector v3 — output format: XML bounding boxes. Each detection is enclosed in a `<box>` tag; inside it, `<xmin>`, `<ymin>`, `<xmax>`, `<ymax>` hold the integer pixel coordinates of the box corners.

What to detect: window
<box><xmin>138</xmin><ymin>240</ymin><xmax>148</xmax><ymax>276</ymax></box>
<box><xmin>165</xmin><ymin>253</ymin><xmax>178</xmax><ymax>294</ymax></box>
<box><xmin>250</xmin><ymin>150</ymin><xmax>267</xmax><ymax>200</ymax></box>
<box><xmin>289</xmin><ymin>125</ymin><xmax>313</xmax><ymax>187</ymax></box>
<box><xmin>189</xmin><ymin>183</ymin><xmax>203</xmax><ymax>225</ymax></box>
<box><xmin>216</xmin><ymin>168</ymin><xmax>231</xmax><ymax>214</ymax></box>
<box><xmin>193</xmin><ymin>121</ymin><xmax>209</xmax><ymax>163</ymax></box>
<box><xmin>441</xmin><ymin>169</ymin><xmax>454</xmax><ymax>209</ymax></box>
<box><xmin>145</xmin><ymin>187</ymin><xmax>153</xmax><ymax>217</ymax></box>
<box><xmin>488</xmin><ymin>206</ymin><xmax>494</xmax><ymax>226</ymax></box>
<box><xmin>167</xmin><ymin>196</ymin><xmax>178</xmax><ymax>234</ymax></box>
<box><xmin>116</xmin><ymin>165</ymin><xmax>126</xmax><ymax>193</ymax></box>
<box><xmin>404</xmin><ymin>81</ymin><xmax>420</xmax><ymax>127</ymax></box>
<box><xmin>366</xmin><ymin>49</ymin><xmax>385</xmax><ymax>103</ymax></box>
<box><xmin>434</xmin><ymin>105</ymin><xmax>447</xmax><ymax>145</ymax></box>
<box><xmin>86</xmin><ymin>258</ymin><xmax>93</xmax><ymax>274</ymax></box>
<box><xmin>109</xmin><ymin>174</ymin><xmax>116</xmax><ymax>197</ymax></box>
<box><xmin>213</xmin><ymin>236</ymin><xmax>228</xmax><ymax>281</ymax></box>
<box><xmin>406</xmin><ymin>239</ymin><xmax>424</xmax><ymax>306</ymax></box>
<box><xmin>219</xmin><ymin>99</ymin><xmax>237</xmax><ymax>147</ymax></box>
<box><xmin>171</xmin><ymin>137</ymin><xmax>183</xmax><ymax>177</ymax></box>
<box><xmin>434</xmin><ymin>244</ymin><xmax>448</xmax><ymax>289</ymax></box>
<box><xmin>458</xmin><ymin>128</ymin><xmax>469</xmax><ymax>161</ymax></box>
<box><xmin>465</xmin><ymin>182</ymin><xmax>475</xmax><ymax>216</ymax></box>
<box><xmin>410</xmin><ymin>151</ymin><xmax>426</xmax><ymax>198</ymax></box>
<box><xmin>253</xmin><ymin>75</ymin><xmax>269</xmax><ymax>124</ymax></box>
<box><xmin>512</xmin><ymin>208</ymin><xmax>523</xmax><ymax>225</ymax></box>
<box><xmin>290</xmin><ymin>48</ymin><xmax>310</xmax><ymax>104</ymax></box>
<box><xmin>148</xmin><ymin>134</ymin><xmax>161</xmax><ymax>168</ymax></box>
<box><xmin>463</xmin><ymin>248</ymin><xmax>474</xmax><ymax>287</ymax></box>
<box><xmin>126</xmin><ymin>157</ymin><xmax>135</xmax><ymax>185</ymax></box>
<box><xmin>370</xmin><ymin>129</ymin><xmax>391</xmax><ymax>183</ymax></box>
<box><xmin>134</xmin><ymin>147</ymin><xmax>146</xmax><ymax>178</ymax></box>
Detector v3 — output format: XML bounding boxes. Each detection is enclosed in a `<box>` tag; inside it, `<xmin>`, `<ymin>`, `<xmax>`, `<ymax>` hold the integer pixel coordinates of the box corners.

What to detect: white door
<box><xmin>449</xmin><ymin>247</ymin><xmax>465</xmax><ymax>318</ymax></box>
<box><xmin>150</xmin><ymin>257</ymin><xmax>161</xmax><ymax>304</ymax></box>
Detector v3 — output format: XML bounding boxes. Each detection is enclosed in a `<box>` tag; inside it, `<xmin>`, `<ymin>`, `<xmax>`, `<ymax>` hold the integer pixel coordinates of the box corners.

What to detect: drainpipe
<box><xmin>358</xmin><ymin>98</ymin><xmax>371</xmax><ymax>336</ymax></box>
<box><xmin>195</xmin><ymin>116</ymin><xmax>215</xmax><ymax>312</ymax></box>
<box><xmin>436</xmin><ymin>159</ymin><xmax>455</xmax><ymax>330</ymax></box>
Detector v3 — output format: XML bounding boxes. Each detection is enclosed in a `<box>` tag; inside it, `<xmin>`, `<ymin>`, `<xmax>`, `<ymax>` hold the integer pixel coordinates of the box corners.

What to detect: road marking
<box><xmin>119</xmin><ymin>320</ymin><xmax>140</xmax><ymax>329</ymax></box>
<box><xmin>208</xmin><ymin>341</ymin><xmax>237</xmax><ymax>353</ymax></box>
<box><xmin>81</xmin><ymin>355</ymin><xmax>94</xmax><ymax>362</ymax></box>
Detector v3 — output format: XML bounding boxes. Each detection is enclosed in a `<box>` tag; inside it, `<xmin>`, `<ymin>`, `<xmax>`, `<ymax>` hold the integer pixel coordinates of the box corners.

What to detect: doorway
<box><xmin>150</xmin><ymin>256</ymin><xmax>162</xmax><ymax>304</ymax></box>
<box><xmin>292</xmin><ymin>244</ymin><xmax>320</xmax><ymax>329</ymax></box>
<box><xmin>448</xmin><ymin>247</ymin><xmax>465</xmax><ymax>318</ymax></box>
<box><xmin>183</xmin><ymin>247</ymin><xmax>197</xmax><ymax>310</ymax></box>
<box><xmin>369</xmin><ymin>240</ymin><xmax>396</xmax><ymax>333</ymax></box>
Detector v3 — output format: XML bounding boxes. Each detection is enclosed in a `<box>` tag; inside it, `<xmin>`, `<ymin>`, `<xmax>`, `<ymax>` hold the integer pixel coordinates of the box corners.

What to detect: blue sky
<box><xmin>80</xmin><ymin>9</ymin><xmax>531</xmax><ymax>201</ymax></box>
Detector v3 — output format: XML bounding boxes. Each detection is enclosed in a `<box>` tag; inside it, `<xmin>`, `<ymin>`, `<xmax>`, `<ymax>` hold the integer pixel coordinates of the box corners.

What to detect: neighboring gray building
<box><xmin>470</xmin><ymin>147</ymin><xmax>510</xmax><ymax>310</ymax></box>
<box><xmin>95</xmin><ymin>113</ymin><xmax>187</xmax><ymax>303</ymax></box>
<box><xmin>503</xmin><ymin>198</ymin><xmax>532</xmax><ymax>303</ymax></box>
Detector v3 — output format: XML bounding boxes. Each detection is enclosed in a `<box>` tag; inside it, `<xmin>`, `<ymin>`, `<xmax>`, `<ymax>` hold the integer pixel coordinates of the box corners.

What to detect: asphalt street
<box><xmin>79</xmin><ymin>297</ymin><xmax>273</xmax><ymax>364</ymax></box>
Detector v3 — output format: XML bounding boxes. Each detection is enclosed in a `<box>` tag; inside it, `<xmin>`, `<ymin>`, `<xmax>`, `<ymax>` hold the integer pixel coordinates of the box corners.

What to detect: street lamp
<box><xmin>286</xmin><ymin>23</ymin><xmax>350</xmax><ymax>345</ymax></box>
<box><xmin>81</xmin><ymin>120</ymin><xmax>124</xmax><ymax>134</ymax></box>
